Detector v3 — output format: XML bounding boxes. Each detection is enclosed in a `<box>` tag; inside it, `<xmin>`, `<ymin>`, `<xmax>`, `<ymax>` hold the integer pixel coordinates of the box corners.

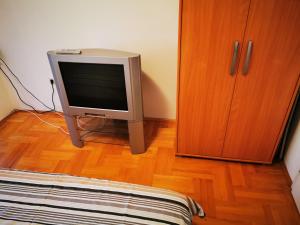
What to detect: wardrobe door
<box><xmin>177</xmin><ymin>0</ymin><xmax>250</xmax><ymax>156</ymax></box>
<box><xmin>222</xmin><ymin>0</ymin><xmax>300</xmax><ymax>162</ymax></box>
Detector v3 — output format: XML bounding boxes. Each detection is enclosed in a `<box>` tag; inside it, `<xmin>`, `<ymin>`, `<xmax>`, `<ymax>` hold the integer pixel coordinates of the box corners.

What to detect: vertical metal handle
<box><xmin>242</xmin><ymin>40</ymin><xmax>253</xmax><ymax>75</ymax></box>
<box><xmin>230</xmin><ymin>41</ymin><xmax>239</xmax><ymax>75</ymax></box>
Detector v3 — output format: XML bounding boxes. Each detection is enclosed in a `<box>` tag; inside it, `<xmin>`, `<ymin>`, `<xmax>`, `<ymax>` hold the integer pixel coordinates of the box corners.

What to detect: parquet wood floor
<box><xmin>0</xmin><ymin>111</ymin><xmax>299</xmax><ymax>225</ymax></box>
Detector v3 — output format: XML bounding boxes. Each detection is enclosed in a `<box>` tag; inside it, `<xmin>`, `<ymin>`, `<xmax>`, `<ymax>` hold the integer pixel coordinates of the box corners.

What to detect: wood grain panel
<box><xmin>222</xmin><ymin>0</ymin><xmax>300</xmax><ymax>162</ymax></box>
<box><xmin>177</xmin><ymin>0</ymin><xmax>250</xmax><ymax>156</ymax></box>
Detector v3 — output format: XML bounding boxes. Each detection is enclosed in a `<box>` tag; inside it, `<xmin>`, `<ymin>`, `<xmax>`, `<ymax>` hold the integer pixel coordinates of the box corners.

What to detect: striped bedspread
<box><xmin>0</xmin><ymin>169</ymin><xmax>205</xmax><ymax>225</ymax></box>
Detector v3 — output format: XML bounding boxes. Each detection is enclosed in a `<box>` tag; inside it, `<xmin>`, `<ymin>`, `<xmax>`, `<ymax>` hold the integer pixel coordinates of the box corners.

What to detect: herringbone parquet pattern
<box><xmin>0</xmin><ymin>111</ymin><xmax>299</xmax><ymax>225</ymax></box>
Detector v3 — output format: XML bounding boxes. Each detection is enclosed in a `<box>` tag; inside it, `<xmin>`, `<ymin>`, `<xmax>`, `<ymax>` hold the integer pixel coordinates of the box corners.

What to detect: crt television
<box><xmin>47</xmin><ymin>49</ymin><xmax>145</xmax><ymax>153</ymax></box>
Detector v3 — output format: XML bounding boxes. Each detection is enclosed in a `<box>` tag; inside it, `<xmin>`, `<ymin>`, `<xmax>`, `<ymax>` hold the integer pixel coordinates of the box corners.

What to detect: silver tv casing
<box><xmin>47</xmin><ymin>49</ymin><xmax>145</xmax><ymax>154</ymax></box>
<box><xmin>47</xmin><ymin>49</ymin><xmax>143</xmax><ymax>121</ymax></box>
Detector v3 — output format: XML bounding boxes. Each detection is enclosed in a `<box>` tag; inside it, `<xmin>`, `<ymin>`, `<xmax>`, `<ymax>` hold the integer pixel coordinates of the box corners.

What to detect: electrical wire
<box><xmin>0</xmin><ymin>57</ymin><xmax>54</xmax><ymax>111</ymax></box>
<box><xmin>80</xmin><ymin>130</ymin><xmax>128</xmax><ymax>146</ymax></box>
<box><xmin>76</xmin><ymin>115</ymin><xmax>107</xmax><ymax>132</ymax></box>
<box><xmin>0</xmin><ymin>67</ymin><xmax>40</xmax><ymax>112</ymax></box>
<box><xmin>0</xmin><ymin>57</ymin><xmax>125</xmax><ymax>139</ymax></box>
<box><xmin>76</xmin><ymin>116</ymin><xmax>126</xmax><ymax>144</ymax></box>
<box><xmin>0</xmin><ymin>58</ymin><xmax>69</xmax><ymax>135</ymax></box>
<box><xmin>55</xmin><ymin>112</ymin><xmax>64</xmax><ymax>117</ymax></box>
<box><xmin>50</xmin><ymin>82</ymin><xmax>56</xmax><ymax>111</ymax></box>
<box><xmin>0</xmin><ymin>66</ymin><xmax>54</xmax><ymax>114</ymax></box>
<box><xmin>21</xmin><ymin>109</ymin><xmax>69</xmax><ymax>135</ymax></box>
<box><xmin>80</xmin><ymin>129</ymin><xmax>128</xmax><ymax>138</ymax></box>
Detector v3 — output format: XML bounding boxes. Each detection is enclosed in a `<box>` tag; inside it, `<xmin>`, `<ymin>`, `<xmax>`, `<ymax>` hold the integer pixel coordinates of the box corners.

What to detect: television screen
<box><xmin>58</xmin><ymin>62</ymin><xmax>128</xmax><ymax>111</ymax></box>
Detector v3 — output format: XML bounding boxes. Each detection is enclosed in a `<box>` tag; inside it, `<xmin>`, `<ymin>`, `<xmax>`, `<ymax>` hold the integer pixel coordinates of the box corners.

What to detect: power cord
<box><xmin>78</xmin><ymin>116</ymin><xmax>128</xmax><ymax>145</ymax></box>
<box><xmin>0</xmin><ymin>57</ymin><xmax>55</xmax><ymax>113</ymax></box>
<box><xmin>0</xmin><ymin>57</ymin><xmax>125</xmax><ymax>138</ymax></box>
<box><xmin>50</xmin><ymin>79</ymin><xmax>56</xmax><ymax>111</ymax></box>
<box><xmin>80</xmin><ymin>130</ymin><xmax>128</xmax><ymax>146</ymax></box>
<box><xmin>21</xmin><ymin>109</ymin><xmax>69</xmax><ymax>135</ymax></box>
<box><xmin>76</xmin><ymin>115</ymin><xmax>106</xmax><ymax>132</ymax></box>
<box><xmin>0</xmin><ymin>66</ymin><xmax>39</xmax><ymax>112</ymax></box>
<box><xmin>0</xmin><ymin>57</ymin><xmax>68</xmax><ymax>134</ymax></box>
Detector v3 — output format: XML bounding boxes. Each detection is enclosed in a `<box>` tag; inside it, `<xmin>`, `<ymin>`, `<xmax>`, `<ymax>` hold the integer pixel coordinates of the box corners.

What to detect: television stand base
<box><xmin>65</xmin><ymin>115</ymin><xmax>84</xmax><ymax>148</ymax></box>
<box><xmin>65</xmin><ymin>115</ymin><xmax>146</xmax><ymax>154</ymax></box>
<box><xmin>128</xmin><ymin>120</ymin><xmax>146</xmax><ymax>154</ymax></box>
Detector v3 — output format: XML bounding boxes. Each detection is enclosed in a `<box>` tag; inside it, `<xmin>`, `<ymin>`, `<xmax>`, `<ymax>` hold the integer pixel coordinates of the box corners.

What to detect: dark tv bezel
<box><xmin>48</xmin><ymin>53</ymin><xmax>137</xmax><ymax>121</ymax></box>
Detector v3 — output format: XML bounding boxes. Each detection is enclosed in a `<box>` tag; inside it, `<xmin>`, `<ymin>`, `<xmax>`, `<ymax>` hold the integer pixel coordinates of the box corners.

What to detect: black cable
<box><xmin>0</xmin><ymin>57</ymin><xmax>54</xmax><ymax>111</ymax></box>
<box><xmin>0</xmin><ymin>67</ymin><xmax>41</xmax><ymax>113</ymax></box>
<box><xmin>0</xmin><ymin>65</ymin><xmax>53</xmax><ymax>114</ymax></box>
<box><xmin>50</xmin><ymin>82</ymin><xmax>56</xmax><ymax>111</ymax></box>
<box><xmin>80</xmin><ymin>130</ymin><xmax>128</xmax><ymax>146</ymax></box>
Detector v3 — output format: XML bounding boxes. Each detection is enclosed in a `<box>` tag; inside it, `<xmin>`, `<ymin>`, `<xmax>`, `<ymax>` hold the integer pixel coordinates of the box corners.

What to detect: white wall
<box><xmin>284</xmin><ymin>100</ymin><xmax>300</xmax><ymax>213</ymax></box>
<box><xmin>285</xmin><ymin>121</ymin><xmax>300</xmax><ymax>181</ymax></box>
<box><xmin>292</xmin><ymin>174</ymin><xmax>300</xmax><ymax>212</ymax></box>
<box><xmin>0</xmin><ymin>0</ymin><xmax>179</xmax><ymax>119</ymax></box>
<box><xmin>0</xmin><ymin>71</ymin><xmax>15</xmax><ymax>120</ymax></box>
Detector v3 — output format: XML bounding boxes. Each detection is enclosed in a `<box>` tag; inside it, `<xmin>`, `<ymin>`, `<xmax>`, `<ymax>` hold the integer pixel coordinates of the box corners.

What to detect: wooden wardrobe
<box><xmin>177</xmin><ymin>0</ymin><xmax>300</xmax><ymax>163</ymax></box>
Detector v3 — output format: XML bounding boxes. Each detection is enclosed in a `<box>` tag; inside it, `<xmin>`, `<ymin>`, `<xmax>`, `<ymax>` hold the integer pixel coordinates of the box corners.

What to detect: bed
<box><xmin>0</xmin><ymin>169</ymin><xmax>205</xmax><ymax>225</ymax></box>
